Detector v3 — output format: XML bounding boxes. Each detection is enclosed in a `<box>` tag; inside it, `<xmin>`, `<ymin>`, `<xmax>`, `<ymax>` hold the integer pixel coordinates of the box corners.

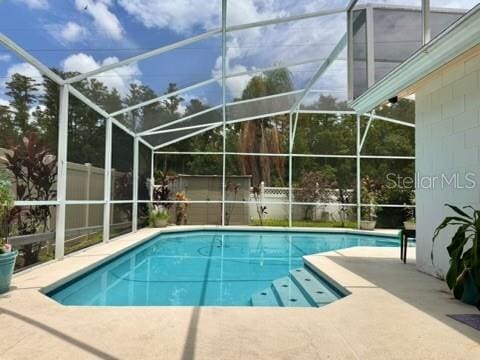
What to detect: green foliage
<box><xmin>0</xmin><ymin>170</ymin><xmax>14</xmax><ymax>220</ymax></box>
<box><xmin>375</xmin><ymin>185</ymin><xmax>413</xmax><ymax>228</ymax></box>
<box><xmin>360</xmin><ymin>176</ymin><xmax>382</xmax><ymax>221</ymax></box>
<box><xmin>433</xmin><ymin>204</ymin><xmax>480</xmax><ymax>309</ymax></box>
<box><xmin>363</xmin><ymin>100</ymin><xmax>415</xmax><ymax>156</ymax></box>
<box><xmin>2</xmin><ymin>134</ymin><xmax>57</xmax><ymax>263</ymax></box>
<box><xmin>149</xmin><ymin>207</ymin><xmax>170</xmax><ymax>227</ymax></box>
<box><xmin>294</xmin><ymin>171</ymin><xmax>333</xmax><ymax>220</ymax></box>
<box><xmin>0</xmin><ymin>170</ymin><xmax>14</xmax><ymax>253</ymax></box>
<box><xmin>5</xmin><ymin>73</ymin><xmax>39</xmax><ymax>135</ymax></box>
<box><xmin>404</xmin><ymin>191</ymin><xmax>416</xmax><ymax>222</ymax></box>
<box><xmin>234</xmin><ymin>69</ymin><xmax>293</xmax><ymax>186</ymax></box>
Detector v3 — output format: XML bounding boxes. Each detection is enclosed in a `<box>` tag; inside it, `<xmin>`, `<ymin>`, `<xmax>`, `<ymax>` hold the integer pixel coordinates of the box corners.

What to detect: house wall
<box><xmin>415</xmin><ymin>48</ymin><xmax>480</xmax><ymax>277</ymax></box>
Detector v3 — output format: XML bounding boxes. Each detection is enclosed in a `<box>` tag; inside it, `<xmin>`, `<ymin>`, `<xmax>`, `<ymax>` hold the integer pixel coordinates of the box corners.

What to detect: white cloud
<box><xmin>0</xmin><ymin>63</ymin><xmax>44</xmax><ymax>111</ymax></box>
<box><xmin>118</xmin><ymin>0</ymin><xmax>220</xmax><ymax>34</ymax></box>
<box><xmin>357</xmin><ymin>0</ymin><xmax>477</xmax><ymax>8</ymax></box>
<box><xmin>113</xmin><ymin>1</ymin><xmax>346</xmax><ymax>101</ymax></box>
<box><xmin>62</xmin><ymin>53</ymin><xmax>99</xmax><ymax>73</ymax></box>
<box><xmin>75</xmin><ymin>0</ymin><xmax>124</xmax><ymax>40</ymax></box>
<box><xmin>62</xmin><ymin>53</ymin><xmax>141</xmax><ymax>96</ymax></box>
<box><xmin>15</xmin><ymin>0</ymin><xmax>49</xmax><ymax>9</ymax></box>
<box><xmin>226</xmin><ymin>0</ymin><xmax>287</xmax><ymax>27</ymax></box>
<box><xmin>6</xmin><ymin>63</ymin><xmax>43</xmax><ymax>82</ymax></box>
<box><xmin>209</xmin><ymin>2</ymin><xmax>346</xmax><ymax>99</ymax></box>
<box><xmin>112</xmin><ymin>1</ymin><xmax>346</xmax><ymax>99</ymax></box>
<box><xmin>212</xmin><ymin>46</ymin><xmax>253</xmax><ymax>97</ymax></box>
<box><xmin>177</xmin><ymin>103</ymin><xmax>186</xmax><ymax>115</ymax></box>
<box><xmin>1</xmin><ymin>63</ymin><xmax>44</xmax><ymax>95</ymax></box>
<box><xmin>0</xmin><ymin>54</ymin><xmax>11</xmax><ymax>62</ymax></box>
<box><xmin>0</xmin><ymin>98</ymin><xmax>9</xmax><ymax>107</ymax></box>
<box><xmin>47</xmin><ymin>22</ymin><xmax>88</xmax><ymax>44</ymax></box>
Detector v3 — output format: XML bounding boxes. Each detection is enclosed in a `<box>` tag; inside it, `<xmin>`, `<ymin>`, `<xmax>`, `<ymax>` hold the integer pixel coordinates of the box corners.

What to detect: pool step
<box><xmin>289</xmin><ymin>267</ymin><xmax>339</xmax><ymax>306</ymax></box>
<box><xmin>250</xmin><ymin>267</ymin><xmax>341</xmax><ymax>307</ymax></box>
<box><xmin>271</xmin><ymin>277</ymin><xmax>313</xmax><ymax>307</ymax></box>
<box><xmin>250</xmin><ymin>286</ymin><xmax>281</xmax><ymax>306</ymax></box>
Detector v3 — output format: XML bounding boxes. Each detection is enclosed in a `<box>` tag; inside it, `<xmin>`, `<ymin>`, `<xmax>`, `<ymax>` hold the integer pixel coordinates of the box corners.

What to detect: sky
<box><xmin>0</xmin><ymin>0</ymin><xmax>478</xmax><ymax>113</ymax></box>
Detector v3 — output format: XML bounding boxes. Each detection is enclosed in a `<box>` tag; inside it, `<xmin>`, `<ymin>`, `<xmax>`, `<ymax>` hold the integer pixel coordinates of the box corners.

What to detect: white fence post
<box><xmin>132</xmin><ymin>137</ymin><xmax>139</xmax><ymax>232</ymax></box>
<box><xmin>260</xmin><ymin>181</ymin><xmax>265</xmax><ymax>208</ymax></box>
<box><xmin>103</xmin><ymin>119</ymin><xmax>112</xmax><ymax>243</ymax></box>
<box><xmin>84</xmin><ymin>163</ymin><xmax>91</xmax><ymax>230</ymax></box>
<box><xmin>356</xmin><ymin>115</ymin><xmax>361</xmax><ymax>228</ymax></box>
<box><xmin>288</xmin><ymin>112</ymin><xmax>293</xmax><ymax>227</ymax></box>
<box><xmin>54</xmin><ymin>84</ymin><xmax>69</xmax><ymax>260</ymax></box>
<box><xmin>150</xmin><ymin>149</ymin><xmax>155</xmax><ymax>202</ymax></box>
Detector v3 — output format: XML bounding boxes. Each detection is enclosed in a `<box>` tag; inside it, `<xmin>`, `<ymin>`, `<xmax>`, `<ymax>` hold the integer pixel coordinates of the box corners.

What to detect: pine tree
<box><xmin>5</xmin><ymin>73</ymin><xmax>40</xmax><ymax>136</ymax></box>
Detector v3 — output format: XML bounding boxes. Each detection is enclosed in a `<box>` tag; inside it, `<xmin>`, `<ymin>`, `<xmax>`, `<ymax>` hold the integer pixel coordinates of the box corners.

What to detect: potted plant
<box><xmin>360</xmin><ymin>204</ymin><xmax>377</xmax><ymax>230</ymax></box>
<box><xmin>360</xmin><ymin>177</ymin><xmax>379</xmax><ymax>231</ymax></box>
<box><xmin>175</xmin><ymin>192</ymin><xmax>189</xmax><ymax>225</ymax></box>
<box><xmin>403</xmin><ymin>194</ymin><xmax>416</xmax><ymax>230</ymax></box>
<box><xmin>0</xmin><ymin>171</ymin><xmax>16</xmax><ymax>294</ymax></box>
<box><xmin>433</xmin><ymin>204</ymin><xmax>480</xmax><ymax>308</ymax></box>
<box><xmin>149</xmin><ymin>206</ymin><xmax>170</xmax><ymax>228</ymax></box>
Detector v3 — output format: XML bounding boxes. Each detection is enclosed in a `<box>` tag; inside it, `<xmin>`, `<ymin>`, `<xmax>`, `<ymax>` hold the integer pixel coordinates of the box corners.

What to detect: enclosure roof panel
<box><xmin>2</xmin><ymin>1</ymin><xmax>457</xmax><ymax>146</ymax></box>
<box><xmin>351</xmin><ymin>3</ymin><xmax>480</xmax><ymax>114</ymax></box>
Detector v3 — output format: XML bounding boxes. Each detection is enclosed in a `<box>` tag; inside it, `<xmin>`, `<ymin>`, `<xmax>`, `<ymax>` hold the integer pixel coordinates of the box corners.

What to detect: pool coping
<box><xmin>5</xmin><ymin>228</ymin><xmax>480</xmax><ymax>359</ymax></box>
<box><xmin>14</xmin><ymin>225</ymin><xmax>401</xmax><ymax>299</ymax></box>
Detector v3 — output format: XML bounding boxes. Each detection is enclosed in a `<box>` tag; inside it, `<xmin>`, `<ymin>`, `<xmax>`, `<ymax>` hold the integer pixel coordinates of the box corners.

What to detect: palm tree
<box><xmin>236</xmin><ymin>68</ymin><xmax>293</xmax><ymax>186</ymax></box>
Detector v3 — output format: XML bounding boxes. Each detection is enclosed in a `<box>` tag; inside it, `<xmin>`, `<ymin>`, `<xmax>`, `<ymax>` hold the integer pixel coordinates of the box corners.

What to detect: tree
<box><xmin>33</xmin><ymin>70</ymin><xmax>123</xmax><ymax>168</ymax></box>
<box><xmin>162</xmin><ymin>83</ymin><xmax>184</xmax><ymax>120</ymax></box>
<box><xmin>34</xmin><ymin>75</ymin><xmax>59</xmax><ymax>149</ymax></box>
<box><xmin>158</xmin><ymin>97</ymin><xmax>224</xmax><ymax>175</ymax></box>
<box><xmin>5</xmin><ymin>73</ymin><xmax>40</xmax><ymax>137</ymax></box>
<box><xmin>125</xmin><ymin>83</ymin><xmax>165</xmax><ymax>132</ymax></box>
<box><xmin>302</xmin><ymin>94</ymin><xmax>350</xmax><ymax>111</ymax></box>
<box><xmin>0</xmin><ymin>105</ymin><xmax>15</xmax><ymax>148</ymax></box>
<box><xmin>292</xmin><ymin>109</ymin><xmax>357</xmax><ymax>197</ymax></box>
<box><xmin>235</xmin><ymin>68</ymin><xmax>293</xmax><ymax>186</ymax></box>
<box><xmin>294</xmin><ymin>171</ymin><xmax>333</xmax><ymax>220</ymax></box>
<box><xmin>2</xmin><ymin>133</ymin><xmax>57</xmax><ymax>266</ymax></box>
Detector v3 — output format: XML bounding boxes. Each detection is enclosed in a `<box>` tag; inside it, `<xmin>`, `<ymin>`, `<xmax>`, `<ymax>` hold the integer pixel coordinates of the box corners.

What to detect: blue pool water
<box><xmin>47</xmin><ymin>230</ymin><xmax>399</xmax><ymax>307</ymax></box>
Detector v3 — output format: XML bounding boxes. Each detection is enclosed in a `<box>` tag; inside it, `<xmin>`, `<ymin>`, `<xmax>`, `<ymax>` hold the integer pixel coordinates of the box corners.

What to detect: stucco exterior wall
<box><xmin>415</xmin><ymin>49</ymin><xmax>480</xmax><ymax>277</ymax></box>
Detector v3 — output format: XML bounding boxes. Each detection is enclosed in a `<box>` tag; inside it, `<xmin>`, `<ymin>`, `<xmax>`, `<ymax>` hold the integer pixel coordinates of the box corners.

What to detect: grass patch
<box><xmin>65</xmin><ymin>232</ymin><xmax>103</xmax><ymax>255</ymax></box>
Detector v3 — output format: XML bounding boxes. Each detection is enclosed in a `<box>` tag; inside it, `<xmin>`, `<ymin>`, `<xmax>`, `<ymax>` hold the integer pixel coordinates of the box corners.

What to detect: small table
<box><xmin>401</xmin><ymin>229</ymin><xmax>415</xmax><ymax>264</ymax></box>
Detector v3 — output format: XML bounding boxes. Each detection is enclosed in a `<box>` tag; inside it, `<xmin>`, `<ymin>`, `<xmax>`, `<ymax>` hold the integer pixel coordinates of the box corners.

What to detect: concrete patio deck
<box><xmin>0</xmin><ymin>227</ymin><xmax>479</xmax><ymax>359</ymax></box>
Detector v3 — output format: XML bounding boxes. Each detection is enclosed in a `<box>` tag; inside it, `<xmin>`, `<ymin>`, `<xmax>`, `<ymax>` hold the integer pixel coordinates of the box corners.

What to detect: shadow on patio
<box><xmin>0</xmin><ymin>307</ymin><xmax>119</xmax><ymax>360</ymax></box>
<box><xmin>324</xmin><ymin>252</ymin><xmax>480</xmax><ymax>343</ymax></box>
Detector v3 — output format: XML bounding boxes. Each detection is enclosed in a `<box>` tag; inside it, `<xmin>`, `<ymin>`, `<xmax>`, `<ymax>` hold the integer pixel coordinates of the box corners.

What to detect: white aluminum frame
<box><xmin>221</xmin><ymin>0</ymin><xmax>228</xmax><ymax>226</ymax></box>
<box><xmin>54</xmin><ymin>84</ymin><xmax>69</xmax><ymax>259</ymax></box>
<box><xmin>422</xmin><ymin>0</ymin><xmax>431</xmax><ymax>45</ymax></box>
<box><xmin>103</xmin><ymin>117</ymin><xmax>113</xmax><ymax>243</ymax></box>
<box><xmin>0</xmin><ymin>1</ymin><xmax>420</xmax><ymax>257</ymax></box>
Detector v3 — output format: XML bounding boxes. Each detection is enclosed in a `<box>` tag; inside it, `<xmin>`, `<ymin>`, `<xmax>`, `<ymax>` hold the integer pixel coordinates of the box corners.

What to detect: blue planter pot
<box><xmin>461</xmin><ymin>270</ymin><xmax>480</xmax><ymax>306</ymax></box>
<box><xmin>0</xmin><ymin>250</ymin><xmax>17</xmax><ymax>294</ymax></box>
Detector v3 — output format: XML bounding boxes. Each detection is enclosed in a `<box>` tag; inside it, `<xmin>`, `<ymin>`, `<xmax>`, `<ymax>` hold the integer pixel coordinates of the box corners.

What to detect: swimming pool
<box><xmin>47</xmin><ymin>230</ymin><xmax>400</xmax><ymax>307</ymax></box>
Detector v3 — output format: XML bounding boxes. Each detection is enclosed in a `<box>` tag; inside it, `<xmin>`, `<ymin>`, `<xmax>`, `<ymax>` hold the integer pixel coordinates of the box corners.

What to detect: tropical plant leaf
<box><xmin>432</xmin><ymin>218</ymin><xmax>471</xmax><ymax>262</ymax></box>
<box><xmin>433</xmin><ymin>204</ymin><xmax>480</xmax><ymax>306</ymax></box>
<box><xmin>473</xmin><ymin>267</ymin><xmax>480</xmax><ymax>291</ymax></box>
<box><xmin>445</xmin><ymin>204</ymin><xmax>473</xmax><ymax>219</ymax></box>
<box><xmin>446</xmin><ymin>261</ymin><xmax>463</xmax><ymax>290</ymax></box>
<box><xmin>446</xmin><ymin>225</ymin><xmax>469</xmax><ymax>258</ymax></box>
<box><xmin>433</xmin><ymin>216</ymin><xmax>471</xmax><ymax>240</ymax></box>
<box><xmin>453</xmin><ymin>270</ymin><xmax>467</xmax><ymax>300</ymax></box>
